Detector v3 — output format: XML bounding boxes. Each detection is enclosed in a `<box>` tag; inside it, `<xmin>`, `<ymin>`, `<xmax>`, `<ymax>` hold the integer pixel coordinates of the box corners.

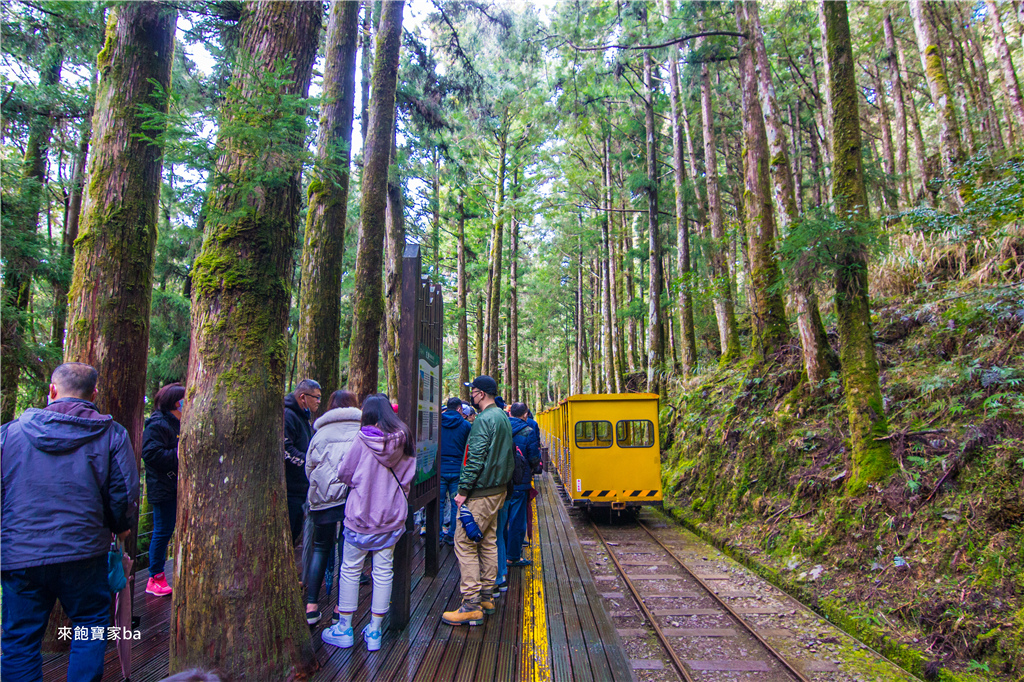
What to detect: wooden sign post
<box><xmin>391</xmin><ymin>243</ymin><xmax>442</xmax><ymax>630</ymax></box>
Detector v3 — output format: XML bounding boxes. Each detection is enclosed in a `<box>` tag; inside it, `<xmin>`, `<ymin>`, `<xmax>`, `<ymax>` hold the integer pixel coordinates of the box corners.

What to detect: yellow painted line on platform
<box><xmin>522</xmin><ymin>488</ymin><xmax>552</xmax><ymax>682</ymax></box>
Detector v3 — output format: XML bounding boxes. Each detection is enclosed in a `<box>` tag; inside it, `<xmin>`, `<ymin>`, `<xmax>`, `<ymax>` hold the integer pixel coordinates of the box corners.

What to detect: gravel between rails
<box><xmin>569</xmin><ymin>505</ymin><xmax>919</xmax><ymax>682</ymax></box>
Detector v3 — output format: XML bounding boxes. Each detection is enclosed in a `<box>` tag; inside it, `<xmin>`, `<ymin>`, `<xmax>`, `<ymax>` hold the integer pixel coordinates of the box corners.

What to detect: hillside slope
<box><xmin>662</xmin><ymin>281</ymin><xmax>1024</xmax><ymax>680</ymax></box>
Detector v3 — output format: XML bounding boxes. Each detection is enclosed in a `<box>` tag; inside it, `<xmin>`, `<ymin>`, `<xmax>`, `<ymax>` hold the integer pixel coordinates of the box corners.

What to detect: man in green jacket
<box><xmin>442</xmin><ymin>375</ymin><xmax>514</xmax><ymax>626</ymax></box>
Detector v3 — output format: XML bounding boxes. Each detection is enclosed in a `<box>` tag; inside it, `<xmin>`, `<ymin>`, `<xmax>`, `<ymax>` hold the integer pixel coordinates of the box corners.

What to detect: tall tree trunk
<box><xmin>383</xmin><ymin>132</ymin><xmax>404</xmax><ymax>400</ymax></box>
<box><xmin>790</xmin><ymin>103</ymin><xmax>804</xmax><ymax>214</ymax></box>
<box><xmin>297</xmin><ymin>0</ymin><xmax>359</xmax><ymax>413</ymax></box>
<box><xmin>51</xmin><ymin>114</ymin><xmax>91</xmax><ymax>358</ymax></box>
<box><xmin>1</xmin><ymin>30</ymin><xmax>64</xmax><ymax>423</ymax></box>
<box><xmin>959</xmin><ymin>4</ymin><xmax>1004</xmax><ymax>152</ymax></box>
<box><xmin>432</xmin><ymin>149</ymin><xmax>441</xmax><ymax>276</ymax></box>
<box><xmin>896</xmin><ymin>31</ymin><xmax>932</xmax><ymax>203</ymax></box>
<box><xmin>509</xmin><ymin>169</ymin><xmax>520</xmax><ymax>403</ymax></box>
<box><xmin>474</xmin><ymin>293</ymin><xmax>483</xmax><ymax>378</ymax></box>
<box><xmin>910</xmin><ymin>0</ymin><xmax>966</xmax><ymax>207</ymax></box>
<box><xmin>821</xmin><ymin>0</ymin><xmax>894</xmax><ymax>493</ymax></box>
<box><xmin>883</xmin><ymin>12</ymin><xmax>911</xmax><ymax>208</ymax></box>
<box><xmin>348</xmin><ymin>0</ymin><xmax>404</xmax><ymax>401</ymax></box>
<box><xmin>575</xmin><ymin>236</ymin><xmax>585</xmax><ymax>394</ymax></box>
<box><xmin>457</xmin><ymin>192</ymin><xmax>470</xmax><ymax>401</ymax></box>
<box><xmin>359</xmin><ymin>0</ymin><xmax>373</xmax><ymax>147</ymax></box>
<box><xmin>737</xmin><ymin>1</ymin><xmax>789</xmax><ymax>362</ymax></box>
<box><xmin>662</xmin><ymin>30</ymin><xmax>697</xmax><ymax>376</ymax></box>
<box><xmin>985</xmin><ymin>0</ymin><xmax>1024</xmax><ymax>133</ymax></box>
<box><xmin>642</xmin><ymin>13</ymin><xmax>663</xmax><ymax>391</ymax></box>
<box><xmin>623</xmin><ymin>222</ymin><xmax>638</xmax><ymax>373</ymax></box>
<box><xmin>700</xmin><ymin>52</ymin><xmax>741</xmax><ymax>365</ymax></box>
<box><xmin>609</xmin><ymin>204</ymin><xmax>625</xmax><ymax>391</ymax></box>
<box><xmin>65</xmin><ymin>0</ymin><xmax>173</xmax><ymax>456</ymax></box>
<box><xmin>172</xmin><ymin>3</ymin><xmax>319</xmax><ymax>677</ymax></box>
<box><xmin>870</xmin><ymin>64</ymin><xmax>898</xmax><ymax>212</ymax></box>
<box><xmin>600</xmin><ymin>140</ymin><xmax>616</xmax><ymax>389</ymax></box>
<box><xmin>483</xmin><ymin>136</ymin><xmax>507</xmax><ymax>378</ymax></box>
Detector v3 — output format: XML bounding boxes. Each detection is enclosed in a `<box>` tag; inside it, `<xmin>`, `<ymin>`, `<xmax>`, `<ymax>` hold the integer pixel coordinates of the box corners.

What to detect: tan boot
<box><xmin>442</xmin><ymin>601</ymin><xmax>484</xmax><ymax>626</ymax></box>
<box><xmin>480</xmin><ymin>594</ymin><xmax>496</xmax><ymax>615</ymax></box>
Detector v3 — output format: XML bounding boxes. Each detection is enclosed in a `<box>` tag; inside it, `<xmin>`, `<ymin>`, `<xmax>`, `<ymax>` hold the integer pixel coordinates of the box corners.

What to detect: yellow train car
<box><xmin>537</xmin><ymin>393</ymin><xmax>662</xmax><ymax>510</ymax></box>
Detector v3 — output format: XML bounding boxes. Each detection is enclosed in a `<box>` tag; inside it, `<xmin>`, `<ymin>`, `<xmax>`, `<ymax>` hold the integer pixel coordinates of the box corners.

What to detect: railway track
<box><xmin>589</xmin><ymin>518</ymin><xmax>811</xmax><ymax>682</ymax></box>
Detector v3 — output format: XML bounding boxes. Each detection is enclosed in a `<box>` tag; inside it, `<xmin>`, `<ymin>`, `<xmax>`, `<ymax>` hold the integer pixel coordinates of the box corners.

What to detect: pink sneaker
<box><xmin>146</xmin><ymin>573</ymin><xmax>172</xmax><ymax>596</ymax></box>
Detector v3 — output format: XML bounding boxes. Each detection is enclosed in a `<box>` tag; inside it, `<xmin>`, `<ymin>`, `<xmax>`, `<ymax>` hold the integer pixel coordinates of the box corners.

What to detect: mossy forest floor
<box><xmin>660</xmin><ymin>279</ymin><xmax>1024</xmax><ymax>681</ymax></box>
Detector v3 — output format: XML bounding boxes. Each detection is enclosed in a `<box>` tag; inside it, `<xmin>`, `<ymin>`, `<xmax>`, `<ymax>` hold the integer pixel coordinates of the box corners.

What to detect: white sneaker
<box><xmin>363</xmin><ymin>624</ymin><xmax>382</xmax><ymax>652</ymax></box>
<box><xmin>322</xmin><ymin>623</ymin><xmax>354</xmax><ymax>648</ymax></box>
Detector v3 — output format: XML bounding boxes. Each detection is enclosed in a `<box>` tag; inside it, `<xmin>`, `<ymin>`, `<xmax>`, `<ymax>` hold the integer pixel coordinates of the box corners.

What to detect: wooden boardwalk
<box><xmin>39</xmin><ymin>473</ymin><xmax>631</xmax><ymax>681</ymax></box>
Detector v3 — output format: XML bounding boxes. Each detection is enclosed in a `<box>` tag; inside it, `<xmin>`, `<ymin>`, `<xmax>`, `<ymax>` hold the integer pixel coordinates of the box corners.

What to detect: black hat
<box><xmin>464</xmin><ymin>375</ymin><xmax>498</xmax><ymax>396</ymax></box>
<box><xmin>494</xmin><ymin>396</ymin><xmax>506</xmax><ymax>409</ymax></box>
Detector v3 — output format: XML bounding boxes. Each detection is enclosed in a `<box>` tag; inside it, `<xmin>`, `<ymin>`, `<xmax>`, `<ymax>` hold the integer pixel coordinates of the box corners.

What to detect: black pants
<box><xmin>288</xmin><ymin>495</ymin><xmax>305</xmax><ymax>546</ymax></box>
<box><xmin>305</xmin><ymin>521</ymin><xmax>338</xmax><ymax>604</ymax></box>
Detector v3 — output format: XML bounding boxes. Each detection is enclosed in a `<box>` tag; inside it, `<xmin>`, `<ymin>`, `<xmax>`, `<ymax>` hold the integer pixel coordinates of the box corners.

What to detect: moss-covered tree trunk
<box><xmin>384</xmin><ymin>132</ymin><xmax>404</xmax><ymax>400</ymax></box>
<box><xmin>297</xmin><ymin>0</ymin><xmax>359</xmax><ymax>415</ymax></box>
<box><xmin>821</xmin><ymin>0</ymin><xmax>894</xmax><ymax>494</ymax></box>
<box><xmin>64</xmin><ymin>1</ymin><xmax>174</xmax><ymax>459</ymax></box>
<box><xmin>171</xmin><ymin>2</ymin><xmax>321</xmax><ymax>677</ymax></box>
<box><xmin>510</xmin><ymin>175</ymin><xmax>520</xmax><ymax>402</ymax></box>
<box><xmin>359</xmin><ymin>0</ymin><xmax>373</xmax><ymax>147</ymax></box>
<box><xmin>909</xmin><ymin>0</ymin><xmax>965</xmax><ymax>207</ymax></box>
<box><xmin>1</xmin><ymin>32</ymin><xmax>64</xmax><ymax>424</ymax></box>
<box><xmin>474</xmin><ymin>293</ymin><xmax>484</xmax><ymax>378</ymax></box>
<box><xmin>736</xmin><ymin>1</ymin><xmax>789</xmax><ymax>363</ymax></box>
<box><xmin>457</xmin><ymin>193</ymin><xmax>471</xmax><ymax>402</ymax></box>
<box><xmin>700</xmin><ymin>54</ymin><xmax>741</xmax><ymax>366</ymax></box>
<box><xmin>600</xmin><ymin>139</ymin><xmax>618</xmax><ymax>387</ymax></box>
<box><xmin>664</xmin><ymin>37</ymin><xmax>697</xmax><ymax>376</ymax></box>
<box><xmin>348</xmin><ymin>0</ymin><xmax>404</xmax><ymax>401</ymax></box>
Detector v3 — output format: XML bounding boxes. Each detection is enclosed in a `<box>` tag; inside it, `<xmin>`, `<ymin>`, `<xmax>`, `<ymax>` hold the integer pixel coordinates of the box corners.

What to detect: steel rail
<box><xmin>589</xmin><ymin>519</ymin><xmax>695</xmax><ymax>682</ymax></box>
<box><xmin>637</xmin><ymin>520</ymin><xmax>812</xmax><ymax>682</ymax></box>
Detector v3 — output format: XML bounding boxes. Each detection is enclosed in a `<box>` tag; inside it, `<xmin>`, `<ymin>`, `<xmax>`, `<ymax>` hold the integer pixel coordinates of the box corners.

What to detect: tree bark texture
<box><xmin>883</xmin><ymin>12</ymin><xmax>911</xmax><ymax>209</ymax></box>
<box><xmin>510</xmin><ymin>197</ymin><xmax>520</xmax><ymax>402</ymax></box>
<box><xmin>64</xmin><ymin>1</ymin><xmax>174</xmax><ymax>461</ymax></box>
<box><xmin>171</xmin><ymin>2</ymin><xmax>321</xmax><ymax>677</ymax></box>
<box><xmin>746</xmin><ymin>0</ymin><xmax>833</xmax><ymax>381</ymax></box>
<box><xmin>600</xmin><ymin>139</ymin><xmax>617</xmax><ymax>388</ymax></box>
<box><xmin>383</xmin><ymin>133</ymin><xmax>404</xmax><ymax>401</ymax></box>
<box><xmin>909</xmin><ymin>0</ymin><xmax>965</xmax><ymax>206</ymax></box>
<box><xmin>643</xmin><ymin>50</ymin><xmax>663</xmax><ymax>392</ymax></box>
<box><xmin>359</xmin><ymin>0</ymin><xmax>373</xmax><ymax>147</ymax></box>
<box><xmin>665</xmin><ymin>42</ymin><xmax>697</xmax><ymax>374</ymax></box>
<box><xmin>348</xmin><ymin>0</ymin><xmax>404</xmax><ymax>401</ymax></box>
<box><xmin>736</xmin><ymin>1</ymin><xmax>790</xmax><ymax>362</ymax></box>
<box><xmin>297</xmin><ymin>0</ymin><xmax>359</xmax><ymax>413</ymax></box>
<box><xmin>457</xmin><ymin>193</ymin><xmax>470</xmax><ymax>401</ymax></box>
<box><xmin>700</xmin><ymin>54</ymin><xmax>741</xmax><ymax>365</ymax></box>
<box><xmin>1</xmin><ymin>31</ymin><xmax>63</xmax><ymax>423</ymax></box>
<box><xmin>821</xmin><ymin>0</ymin><xmax>894</xmax><ymax>492</ymax></box>
<box><xmin>474</xmin><ymin>293</ymin><xmax>483</xmax><ymax>378</ymax></box>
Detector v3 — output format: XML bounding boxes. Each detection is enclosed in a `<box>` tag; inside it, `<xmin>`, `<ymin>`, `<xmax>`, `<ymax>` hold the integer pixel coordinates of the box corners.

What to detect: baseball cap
<box><xmin>464</xmin><ymin>375</ymin><xmax>498</xmax><ymax>396</ymax></box>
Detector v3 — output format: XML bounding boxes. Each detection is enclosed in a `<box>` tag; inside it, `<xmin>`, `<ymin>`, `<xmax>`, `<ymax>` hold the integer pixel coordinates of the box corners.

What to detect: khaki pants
<box><xmin>453</xmin><ymin>491</ymin><xmax>506</xmax><ymax>605</ymax></box>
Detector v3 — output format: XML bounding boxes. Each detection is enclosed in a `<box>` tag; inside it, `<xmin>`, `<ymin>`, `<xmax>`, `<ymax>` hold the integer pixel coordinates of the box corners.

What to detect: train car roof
<box><xmin>563</xmin><ymin>393</ymin><xmax>659</xmax><ymax>402</ymax></box>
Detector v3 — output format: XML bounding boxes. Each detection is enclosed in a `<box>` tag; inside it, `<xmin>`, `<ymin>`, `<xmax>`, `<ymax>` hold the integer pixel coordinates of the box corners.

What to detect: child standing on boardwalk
<box><xmin>321</xmin><ymin>394</ymin><xmax>415</xmax><ymax>652</ymax></box>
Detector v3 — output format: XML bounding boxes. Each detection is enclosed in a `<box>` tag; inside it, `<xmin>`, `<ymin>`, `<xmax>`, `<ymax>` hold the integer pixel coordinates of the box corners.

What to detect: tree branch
<box><xmin>562</xmin><ymin>30</ymin><xmax>746</xmax><ymax>52</ymax></box>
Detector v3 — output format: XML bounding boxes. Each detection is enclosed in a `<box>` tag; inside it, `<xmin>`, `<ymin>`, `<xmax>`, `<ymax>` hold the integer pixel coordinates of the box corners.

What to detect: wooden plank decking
<box><xmin>38</xmin><ymin>473</ymin><xmax>631</xmax><ymax>681</ymax></box>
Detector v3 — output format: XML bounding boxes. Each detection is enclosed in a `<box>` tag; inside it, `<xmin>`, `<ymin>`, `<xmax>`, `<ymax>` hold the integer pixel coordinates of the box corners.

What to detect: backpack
<box><xmin>512</xmin><ymin>444</ymin><xmax>531</xmax><ymax>486</ymax></box>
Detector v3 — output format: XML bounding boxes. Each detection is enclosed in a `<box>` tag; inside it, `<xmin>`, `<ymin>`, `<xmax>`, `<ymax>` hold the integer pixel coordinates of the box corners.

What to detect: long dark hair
<box><xmin>327</xmin><ymin>390</ymin><xmax>359</xmax><ymax>411</ymax></box>
<box><xmin>361</xmin><ymin>393</ymin><xmax>413</xmax><ymax>457</ymax></box>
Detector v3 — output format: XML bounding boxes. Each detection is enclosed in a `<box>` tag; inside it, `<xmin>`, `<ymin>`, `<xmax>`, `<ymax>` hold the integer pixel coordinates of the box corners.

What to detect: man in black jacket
<box><xmin>284</xmin><ymin>379</ymin><xmax>321</xmax><ymax>544</ymax></box>
<box><xmin>1</xmin><ymin>362</ymin><xmax>139</xmax><ymax>682</ymax></box>
<box><xmin>438</xmin><ymin>397</ymin><xmax>472</xmax><ymax>545</ymax></box>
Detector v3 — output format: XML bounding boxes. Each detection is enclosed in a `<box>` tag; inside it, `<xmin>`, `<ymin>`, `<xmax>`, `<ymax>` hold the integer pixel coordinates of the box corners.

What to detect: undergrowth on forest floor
<box><xmin>660</xmin><ymin>280</ymin><xmax>1024</xmax><ymax>680</ymax></box>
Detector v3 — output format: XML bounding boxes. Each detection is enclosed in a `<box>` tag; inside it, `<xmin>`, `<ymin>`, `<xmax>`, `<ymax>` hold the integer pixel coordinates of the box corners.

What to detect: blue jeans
<box><xmin>506</xmin><ymin>487</ymin><xmax>530</xmax><ymax>562</ymax></box>
<box><xmin>2</xmin><ymin>555</ymin><xmax>109</xmax><ymax>682</ymax></box>
<box><xmin>439</xmin><ymin>475</ymin><xmax>460</xmax><ymax>539</ymax></box>
<box><xmin>495</xmin><ymin>498</ymin><xmax>509</xmax><ymax>585</ymax></box>
<box><xmin>149</xmin><ymin>499</ymin><xmax>176</xmax><ymax>577</ymax></box>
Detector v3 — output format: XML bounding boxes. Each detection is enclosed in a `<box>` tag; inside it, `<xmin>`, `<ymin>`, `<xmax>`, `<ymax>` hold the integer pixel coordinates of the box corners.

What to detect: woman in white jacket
<box><xmin>304</xmin><ymin>390</ymin><xmax>361</xmax><ymax>625</ymax></box>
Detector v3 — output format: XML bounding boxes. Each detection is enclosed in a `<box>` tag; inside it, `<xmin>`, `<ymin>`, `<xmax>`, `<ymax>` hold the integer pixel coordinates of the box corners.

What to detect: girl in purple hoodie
<box><xmin>321</xmin><ymin>394</ymin><xmax>415</xmax><ymax>652</ymax></box>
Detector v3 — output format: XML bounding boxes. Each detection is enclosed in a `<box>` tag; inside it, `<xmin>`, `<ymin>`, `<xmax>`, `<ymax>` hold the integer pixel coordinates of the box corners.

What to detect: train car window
<box><xmin>574</xmin><ymin>420</ymin><xmax>613</xmax><ymax>448</ymax></box>
<box><xmin>616</xmin><ymin>419</ymin><xmax>655</xmax><ymax>448</ymax></box>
